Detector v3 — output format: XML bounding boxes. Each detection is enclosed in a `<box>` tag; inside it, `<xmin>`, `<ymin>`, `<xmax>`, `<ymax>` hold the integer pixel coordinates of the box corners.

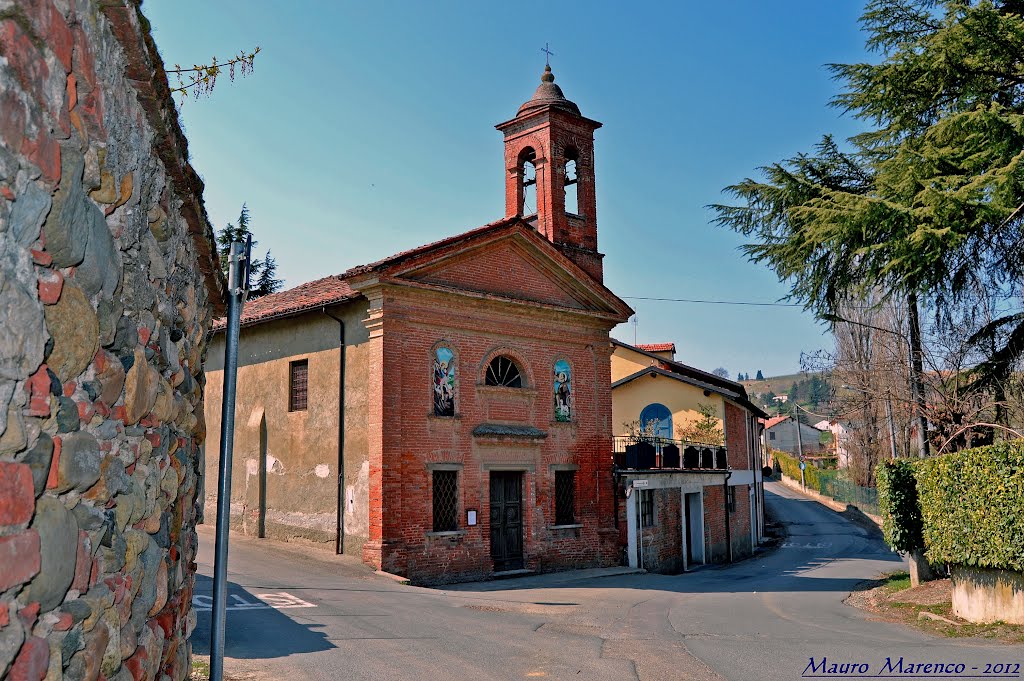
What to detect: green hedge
<box><xmin>774</xmin><ymin>450</ymin><xmax>823</xmax><ymax>489</ymax></box>
<box><xmin>917</xmin><ymin>442</ymin><xmax>1024</xmax><ymax>572</ymax></box>
<box><xmin>773</xmin><ymin>450</ymin><xmax>880</xmax><ymax>514</ymax></box>
<box><xmin>876</xmin><ymin>459</ymin><xmax>924</xmax><ymax>553</ymax></box>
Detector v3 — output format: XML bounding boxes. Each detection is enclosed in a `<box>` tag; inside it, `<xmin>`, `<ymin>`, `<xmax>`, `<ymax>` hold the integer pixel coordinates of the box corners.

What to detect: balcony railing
<box><xmin>612</xmin><ymin>436</ymin><xmax>729</xmax><ymax>471</ymax></box>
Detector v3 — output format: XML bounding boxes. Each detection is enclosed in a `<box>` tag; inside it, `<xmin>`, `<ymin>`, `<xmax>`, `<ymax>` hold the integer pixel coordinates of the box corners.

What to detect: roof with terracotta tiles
<box><xmin>213</xmin><ymin>275</ymin><xmax>359</xmax><ymax>329</ymax></box>
<box><xmin>340</xmin><ymin>217</ymin><xmax>518</xmax><ymax>279</ymax></box>
<box><xmin>636</xmin><ymin>343</ymin><xmax>675</xmax><ymax>354</ymax></box>
<box><xmin>215</xmin><ymin>215</ymin><xmax>633</xmax><ymax>331</ymax></box>
<box><xmin>761</xmin><ymin>415</ymin><xmax>790</xmax><ymax>429</ymax></box>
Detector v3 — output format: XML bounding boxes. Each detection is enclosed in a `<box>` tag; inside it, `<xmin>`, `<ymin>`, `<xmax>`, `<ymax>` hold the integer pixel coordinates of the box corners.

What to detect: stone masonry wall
<box><xmin>0</xmin><ymin>1</ymin><xmax>222</xmax><ymax>680</ymax></box>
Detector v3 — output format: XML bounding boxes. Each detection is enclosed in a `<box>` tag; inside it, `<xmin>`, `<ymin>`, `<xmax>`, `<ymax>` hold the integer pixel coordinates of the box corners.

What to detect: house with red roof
<box><xmin>204</xmin><ymin>66</ymin><xmax>633</xmax><ymax>583</ymax></box>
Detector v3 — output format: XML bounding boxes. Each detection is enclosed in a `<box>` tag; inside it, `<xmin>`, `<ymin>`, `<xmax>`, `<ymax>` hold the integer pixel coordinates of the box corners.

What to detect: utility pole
<box><xmin>794</xmin><ymin>402</ymin><xmax>805</xmax><ymax>490</ymax></box>
<box><xmin>211</xmin><ymin>237</ymin><xmax>251</xmax><ymax>681</ymax></box>
<box><xmin>907</xmin><ymin>293</ymin><xmax>930</xmax><ymax>458</ymax></box>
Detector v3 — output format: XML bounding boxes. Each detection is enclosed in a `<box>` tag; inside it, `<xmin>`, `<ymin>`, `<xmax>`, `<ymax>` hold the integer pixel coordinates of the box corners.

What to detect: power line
<box><xmin>621</xmin><ymin>295</ymin><xmax>802</xmax><ymax>308</ymax></box>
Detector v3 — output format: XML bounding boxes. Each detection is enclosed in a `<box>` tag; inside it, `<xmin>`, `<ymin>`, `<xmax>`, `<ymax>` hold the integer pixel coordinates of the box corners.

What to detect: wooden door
<box><xmin>489</xmin><ymin>472</ymin><xmax>524</xmax><ymax>571</ymax></box>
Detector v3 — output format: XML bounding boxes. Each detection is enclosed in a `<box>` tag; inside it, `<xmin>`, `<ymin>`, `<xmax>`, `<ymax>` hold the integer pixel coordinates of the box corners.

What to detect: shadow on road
<box><xmin>190</xmin><ymin>574</ymin><xmax>335</xmax><ymax>659</ymax></box>
<box><xmin>446</xmin><ymin>486</ymin><xmax>904</xmax><ymax>596</ymax></box>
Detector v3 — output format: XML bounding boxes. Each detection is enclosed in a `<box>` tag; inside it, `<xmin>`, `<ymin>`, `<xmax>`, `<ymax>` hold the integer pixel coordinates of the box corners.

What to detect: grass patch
<box><xmin>847</xmin><ymin>576</ymin><xmax>1024</xmax><ymax>644</ymax></box>
<box><xmin>878</xmin><ymin>571</ymin><xmax>911</xmax><ymax>593</ymax></box>
<box><xmin>190</xmin><ymin>659</ymin><xmax>210</xmax><ymax>681</ymax></box>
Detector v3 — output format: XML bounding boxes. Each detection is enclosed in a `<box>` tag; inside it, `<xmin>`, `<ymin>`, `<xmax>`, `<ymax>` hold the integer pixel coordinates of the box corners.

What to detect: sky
<box><xmin>145</xmin><ymin>1</ymin><xmax>874</xmax><ymax>378</ymax></box>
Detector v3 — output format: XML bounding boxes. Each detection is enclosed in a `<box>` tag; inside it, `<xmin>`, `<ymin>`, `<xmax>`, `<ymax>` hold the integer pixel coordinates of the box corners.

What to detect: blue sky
<box><xmin>145</xmin><ymin>1</ymin><xmax>872</xmax><ymax>377</ymax></box>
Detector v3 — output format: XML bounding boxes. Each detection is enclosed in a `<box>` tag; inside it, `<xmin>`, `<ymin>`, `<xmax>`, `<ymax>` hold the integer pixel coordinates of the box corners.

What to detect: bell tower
<box><xmin>496</xmin><ymin>65</ymin><xmax>604</xmax><ymax>282</ymax></box>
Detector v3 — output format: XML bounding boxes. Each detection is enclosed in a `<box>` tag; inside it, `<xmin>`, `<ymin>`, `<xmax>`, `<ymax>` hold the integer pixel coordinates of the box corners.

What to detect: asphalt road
<box><xmin>193</xmin><ymin>482</ymin><xmax>1024</xmax><ymax>681</ymax></box>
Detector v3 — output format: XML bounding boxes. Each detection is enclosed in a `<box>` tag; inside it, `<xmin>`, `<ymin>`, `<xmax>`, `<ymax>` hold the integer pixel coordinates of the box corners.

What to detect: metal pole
<box><xmin>794</xmin><ymin>403</ymin><xmax>805</xmax><ymax>490</ymax></box>
<box><xmin>211</xmin><ymin>240</ymin><xmax>249</xmax><ymax>681</ymax></box>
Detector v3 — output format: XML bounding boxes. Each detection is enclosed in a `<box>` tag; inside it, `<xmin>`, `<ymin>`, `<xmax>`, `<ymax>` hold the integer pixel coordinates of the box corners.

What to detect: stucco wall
<box><xmin>0</xmin><ymin>2</ymin><xmax>221</xmax><ymax>679</ymax></box>
<box><xmin>609</xmin><ymin>346</ymin><xmax>655</xmax><ymax>383</ymax></box>
<box><xmin>611</xmin><ymin>370</ymin><xmax>725</xmax><ymax>439</ymax></box>
<box><xmin>765</xmin><ymin>419</ymin><xmax>824</xmax><ymax>455</ymax></box>
<box><xmin>204</xmin><ymin>302</ymin><xmax>370</xmax><ymax>554</ymax></box>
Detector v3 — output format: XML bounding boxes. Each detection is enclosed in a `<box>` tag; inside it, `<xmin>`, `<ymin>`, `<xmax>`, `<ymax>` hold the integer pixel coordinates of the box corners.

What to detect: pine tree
<box><xmin>216</xmin><ymin>204</ymin><xmax>284</xmax><ymax>298</ymax></box>
<box><xmin>756</xmin><ymin>370</ymin><xmax>764</xmax><ymax>380</ymax></box>
<box><xmin>712</xmin><ymin>1</ymin><xmax>1024</xmax><ymax>445</ymax></box>
<box><xmin>251</xmin><ymin>249</ymin><xmax>283</xmax><ymax>298</ymax></box>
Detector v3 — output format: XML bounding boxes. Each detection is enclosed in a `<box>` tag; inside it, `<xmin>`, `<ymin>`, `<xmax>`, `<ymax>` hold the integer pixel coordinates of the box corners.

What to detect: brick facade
<box><xmin>638</xmin><ymin>488</ymin><xmax>683</xmax><ymax>574</ymax></box>
<box><xmin>355</xmin><ymin>242</ymin><xmax>629</xmax><ymax>583</ymax></box>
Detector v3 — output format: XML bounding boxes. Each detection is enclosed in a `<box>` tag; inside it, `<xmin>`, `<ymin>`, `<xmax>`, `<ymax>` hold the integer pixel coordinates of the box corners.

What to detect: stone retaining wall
<box><xmin>0</xmin><ymin>1</ymin><xmax>222</xmax><ymax>679</ymax></box>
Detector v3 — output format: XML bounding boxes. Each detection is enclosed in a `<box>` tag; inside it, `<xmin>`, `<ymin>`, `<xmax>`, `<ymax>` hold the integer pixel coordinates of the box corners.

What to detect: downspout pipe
<box><xmin>323</xmin><ymin>307</ymin><xmax>346</xmax><ymax>554</ymax></box>
<box><xmin>723</xmin><ymin>470</ymin><xmax>733</xmax><ymax>564</ymax></box>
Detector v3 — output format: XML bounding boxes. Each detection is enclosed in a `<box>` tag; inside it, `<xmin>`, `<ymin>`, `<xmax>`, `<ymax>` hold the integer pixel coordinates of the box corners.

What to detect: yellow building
<box><xmin>609</xmin><ymin>340</ymin><xmax>768</xmax><ymax>573</ymax></box>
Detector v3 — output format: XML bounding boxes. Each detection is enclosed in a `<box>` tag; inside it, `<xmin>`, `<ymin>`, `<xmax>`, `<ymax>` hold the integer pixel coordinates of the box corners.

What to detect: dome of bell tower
<box><xmin>516</xmin><ymin>65</ymin><xmax>582</xmax><ymax>117</ymax></box>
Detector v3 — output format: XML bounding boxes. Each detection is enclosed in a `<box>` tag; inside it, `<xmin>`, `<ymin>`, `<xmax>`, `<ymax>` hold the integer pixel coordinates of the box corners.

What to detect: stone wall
<box><xmin>0</xmin><ymin>1</ymin><xmax>222</xmax><ymax>679</ymax></box>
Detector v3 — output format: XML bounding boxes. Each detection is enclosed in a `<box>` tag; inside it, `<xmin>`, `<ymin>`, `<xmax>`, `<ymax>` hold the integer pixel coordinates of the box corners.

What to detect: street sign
<box><xmin>799</xmin><ymin>462</ymin><xmax>806</xmax><ymax>471</ymax></box>
<box><xmin>632</xmin><ymin>479</ymin><xmax>649</xmax><ymax>488</ymax></box>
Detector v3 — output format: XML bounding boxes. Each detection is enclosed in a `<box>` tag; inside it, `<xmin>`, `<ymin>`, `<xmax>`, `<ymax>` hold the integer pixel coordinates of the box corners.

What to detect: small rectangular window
<box><xmin>727</xmin><ymin>486</ymin><xmax>737</xmax><ymax>513</ymax></box>
<box><xmin>554</xmin><ymin>470</ymin><xmax>575</xmax><ymax>525</ymax></box>
<box><xmin>639</xmin><ymin>489</ymin><xmax>655</xmax><ymax>528</ymax></box>
<box><xmin>432</xmin><ymin>470</ymin><xmax>459</xmax><ymax>532</ymax></box>
<box><xmin>289</xmin><ymin>360</ymin><xmax>308</xmax><ymax>412</ymax></box>
<box><xmin>769</xmin><ymin>431</ymin><xmax>776</xmax><ymax>441</ymax></box>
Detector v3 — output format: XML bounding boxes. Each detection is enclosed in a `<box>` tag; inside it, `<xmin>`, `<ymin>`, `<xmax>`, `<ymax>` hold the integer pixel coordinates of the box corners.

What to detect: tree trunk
<box><xmin>908</xmin><ymin>548</ymin><xmax>936</xmax><ymax>587</ymax></box>
<box><xmin>907</xmin><ymin>293</ymin><xmax>930</xmax><ymax>458</ymax></box>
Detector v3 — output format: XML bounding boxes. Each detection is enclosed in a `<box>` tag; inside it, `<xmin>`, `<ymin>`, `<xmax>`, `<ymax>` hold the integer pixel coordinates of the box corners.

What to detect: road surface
<box><xmin>192</xmin><ymin>481</ymin><xmax>1023</xmax><ymax>680</ymax></box>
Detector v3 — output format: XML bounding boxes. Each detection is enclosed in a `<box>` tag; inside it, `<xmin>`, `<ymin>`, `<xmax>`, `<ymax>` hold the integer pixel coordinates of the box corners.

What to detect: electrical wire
<box><xmin>621</xmin><ymin>295</ymin><xmax>802</xmax><ymax>307</ymax></box>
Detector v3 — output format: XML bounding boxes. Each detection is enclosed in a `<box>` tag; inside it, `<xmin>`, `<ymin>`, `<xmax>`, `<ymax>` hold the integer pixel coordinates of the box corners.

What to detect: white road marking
<box><xmin>191</xmin><ymin>591</ymin><xmax>316</xmax><ymax>612</ymax></box>
<box><xmin>779</xmin><ymin>542</ymin><xmax>833</xmax><ymax>549</ymax></box>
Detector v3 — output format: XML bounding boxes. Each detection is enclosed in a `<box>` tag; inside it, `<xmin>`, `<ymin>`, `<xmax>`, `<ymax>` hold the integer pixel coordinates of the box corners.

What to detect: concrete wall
<box><xmin>951</xmin><ymin>566</ymin><xmax>1024</xmax><ymax>625</ymax></box>
<box><xmin>0</xmin><ymin>2</ymin><xmax>222</xmax><ymax>679</ymax></box>
<box><xmin>204</xmin><ymin>302</ymin><xmax>371</xmax><ymax>555</ymax></box>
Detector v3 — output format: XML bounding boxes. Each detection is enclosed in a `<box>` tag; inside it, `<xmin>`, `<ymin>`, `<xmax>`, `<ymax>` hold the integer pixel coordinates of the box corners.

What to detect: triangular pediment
<box><xmin>385</xmin><ymin>225</ymin><xmax>631</xmax><ymax>318</ymax></box>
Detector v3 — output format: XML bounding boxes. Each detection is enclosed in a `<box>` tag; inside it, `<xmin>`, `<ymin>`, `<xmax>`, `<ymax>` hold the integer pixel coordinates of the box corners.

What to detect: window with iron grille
<box><xmin>289</xmin><ymin>360</ymin><xmax>308</xmax><ymax>412</ymax></box>
<box><xmin>554</xmin><ymin>470</ymin><xmax>575</xmax><ymax>525</ymax></box>
<box><xmin>485</xmin><ymin>356</ymin><xmax>523</xmax><ymax>388</ymax></box>
<box><xmin>639</xmin><ymin>489</ymin><xmax>655</xmax><ymax>528</ymax></box>
<box><xmin>432</xmin><ymin>470</ymin><xmax>459</xmax><ymax>532</ymax></box>
<box><xmin>727</xmin><ymin>486</ymin><xmax>736</xmax><ymax>513</ymax></box>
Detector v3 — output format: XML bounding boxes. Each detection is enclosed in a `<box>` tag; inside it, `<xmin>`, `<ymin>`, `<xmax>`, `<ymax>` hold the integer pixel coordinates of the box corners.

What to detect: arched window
<box><xmin>518</xmin><ymin>147</ymin><xmax>537</xmax><ymax>216</ymax></box>
<box><xmin>563</xmin><ymin>147</ymin><xmax>579</xmax><ymax>215</ymax></box>
<box><xmin>553</xmin><ymin>359</ymin><xmax>571</xmax><ymax>422</ymax></box>
<box><xmin>485</xmin><ymin>356</ymin><xmax>523</xmax><ymax>388</ymax></box>
<box><xmin>639</xmin><ymin>403</ymin><xmax>672</xmax><ymax>440</ymax></box>
<box><xmin>433</xmin><ymin>346</ymin><xmax>455</xmax><ymax>416</ymax></box>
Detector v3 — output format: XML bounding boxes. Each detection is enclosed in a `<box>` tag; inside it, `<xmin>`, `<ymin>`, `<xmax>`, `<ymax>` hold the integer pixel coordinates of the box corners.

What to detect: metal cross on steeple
<box><xmin>541</xmin><ymin>42</ymin><xmax>555</xmax><ymax>66</ymax></box>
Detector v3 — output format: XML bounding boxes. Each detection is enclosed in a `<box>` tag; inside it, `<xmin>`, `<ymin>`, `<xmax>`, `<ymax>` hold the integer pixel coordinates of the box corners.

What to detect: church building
<box><xmin>204</xmin><ymin>66</ymin><xmax>634</xmax><ymax>583</ymax></box>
